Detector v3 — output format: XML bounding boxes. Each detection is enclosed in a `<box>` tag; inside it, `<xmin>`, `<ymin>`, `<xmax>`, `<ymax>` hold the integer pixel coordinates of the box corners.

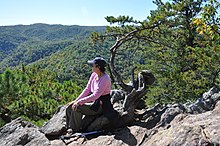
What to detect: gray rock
<box><xmin>144</xmin><ymin>101</ymin><xmax>220</xmax><ymax>146</ymax></box>
<box><xmin>40</xmin><ymin>105</ymin><xmax>67</xmax><ymax>138</ymax></box>
<box><xmin>187</xmin><ymin>98</ymin><xmax>208</xmax><ymax>114</ymax></box>
<box><xmin>156</xmin><ymin>104</ymin><xmax>185</xmax><ymax>127</ymax></box>
<box><xmin>203</xmin><ymin>87</ymin><xmax>219</xmax><ymax>99</ymax></box>
<box><xmin>0</xmin><ymin>118</ymin><xmax>50</xmax><ymax>146</ymax></box>
<box><xmin>211</xmin><ymin>92</ymin><xmax>220</xmax><ymax>102</ymax></box>
<box><xmin>110</xmin><ymin>89</ymin><xmax>126</xmax><ymax>104</ymax></box>
<box><xmin>68</xmin><ymin>126</ymin><xmax>147</xmax><ymax>146</ymax></box>
<box><xmin>185</xmin><ymin>89</ymin><xmax>220</xmax><ymax>114</ymax></box>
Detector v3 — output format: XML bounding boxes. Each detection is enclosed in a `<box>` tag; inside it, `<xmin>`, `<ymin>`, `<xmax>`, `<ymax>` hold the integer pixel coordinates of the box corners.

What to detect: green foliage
<box><xmin>94</xmin><ymin>0</ymin><xmax>220</xmax><ymax>106</ymax></box>
<box><xmin>144</xmin><ymin>0</ymin><xmax>220</xmax><ymax>105</ymax></box>
<box><xmin>105</xmin><ymin>15</ymin><xmax>139</xmax><ymax>26</ymax></box>
<box><xmin>0</xmin><ymin>119</ymin><xmax>5</xmax><ymax>127</ymax></box>
<box><xmin>0</xmin><ymin>67</ymin><xmax>82</xmax><ymax>127</ymax></box>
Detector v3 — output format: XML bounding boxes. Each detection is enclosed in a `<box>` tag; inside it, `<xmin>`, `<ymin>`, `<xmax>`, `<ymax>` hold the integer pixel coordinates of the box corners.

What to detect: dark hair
<box><xmin>96</xmin><ymin>64</ymin><xmax>106</xmax><ymax>73</ymax></box>
<box><xmin>99</xmin><ymin>66</ymin><xmax>106</xmax><ymax>73</ymax></box>
<box><xmin>88</xmin><ymin>57</ymin><xmax>107</xmax><ymax>73</ymax></box>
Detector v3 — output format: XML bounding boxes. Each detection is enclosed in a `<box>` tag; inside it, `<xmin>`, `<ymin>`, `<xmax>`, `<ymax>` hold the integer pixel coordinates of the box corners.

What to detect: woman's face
<box><xmin>92</xmin><ymin>63</ymin><xmax>100</xmax><ymax>73</ymax></box>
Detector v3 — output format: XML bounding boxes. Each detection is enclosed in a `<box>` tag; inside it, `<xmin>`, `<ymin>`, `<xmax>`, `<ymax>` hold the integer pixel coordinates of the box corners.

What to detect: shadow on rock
<box><xmin>113</xmin><ymin>127</ymin><xmax>138</xmax><ymax>146</ymax></box>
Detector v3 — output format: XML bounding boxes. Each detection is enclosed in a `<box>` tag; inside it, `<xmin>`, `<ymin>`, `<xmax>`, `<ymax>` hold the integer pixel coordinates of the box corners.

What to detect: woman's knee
<box><xmin>76</xmin><ymin>105</ymin><xmax>84</xmax><ymax>112</ymax></box>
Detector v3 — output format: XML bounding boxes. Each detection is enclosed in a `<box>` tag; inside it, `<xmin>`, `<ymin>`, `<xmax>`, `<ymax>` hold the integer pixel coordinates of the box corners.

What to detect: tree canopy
<box><xmin>92</xmin><ymin>0</ymin><xmax>220</xmax><ymax>104</ymax></box>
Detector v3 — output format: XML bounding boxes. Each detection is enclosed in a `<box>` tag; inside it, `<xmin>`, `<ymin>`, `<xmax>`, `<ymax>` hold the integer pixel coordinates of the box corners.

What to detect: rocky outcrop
<box><xmin>1</xmin><ymin>87</ymin><xmax>220</xmax><ymax>146</ymax></box>
<box><xmin>139</xmin><ymin>87</ymin><xmax>220</xmax><ymax>130</ymax></box>
<box><xmin>185</xmin><ymin>87</ymin><xmax>220</xmax><ymax>114</ymax></box>
<box><xmin>144</xmin><ymin>101</ymin><xmax>220</xmax><ymax>145</ymax></box>
<box><xmin>0</xmin><ymin>118</ymin><xmax>50</xmax><ymax>146</ymax></box>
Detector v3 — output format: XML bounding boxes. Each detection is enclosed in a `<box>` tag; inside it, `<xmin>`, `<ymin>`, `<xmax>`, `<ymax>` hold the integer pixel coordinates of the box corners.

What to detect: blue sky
<box><xmin>0</xmin><ymin>0</ymin><xmax>158</xmax><ymax>26</ymax></box>
<box><xmin>2</xmin><ymin>0</ymin><xmax>218</xmax><ymax>26</ymax></box>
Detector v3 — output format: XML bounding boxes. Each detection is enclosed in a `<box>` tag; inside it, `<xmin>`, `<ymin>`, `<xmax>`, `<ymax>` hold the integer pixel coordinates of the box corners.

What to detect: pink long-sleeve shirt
<box><xmin>76</xmin><ymin>72</ymin><xmax>111</xmax><ymax>105</ymax></box>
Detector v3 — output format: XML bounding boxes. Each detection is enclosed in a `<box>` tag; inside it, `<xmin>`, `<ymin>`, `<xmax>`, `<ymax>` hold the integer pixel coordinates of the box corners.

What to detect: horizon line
<box><xmin>0</xmin><ymin>23</ymin><xmax>108</xmax><ymax>27</ymax></box>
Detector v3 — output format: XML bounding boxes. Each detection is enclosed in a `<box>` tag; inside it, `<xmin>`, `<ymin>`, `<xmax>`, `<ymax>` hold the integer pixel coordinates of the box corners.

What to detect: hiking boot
<box><xmin>67</xmin><ymin>129</ymin><xmax>73</xmax><ymax>135</ymax></box>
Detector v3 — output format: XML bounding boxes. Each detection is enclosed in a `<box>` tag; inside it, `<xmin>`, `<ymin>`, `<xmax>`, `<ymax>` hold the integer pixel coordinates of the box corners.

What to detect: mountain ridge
<box><xmin>0</xmin><ymin>23</ymin><xmax>107</xmax><ymax>76</ymax></box>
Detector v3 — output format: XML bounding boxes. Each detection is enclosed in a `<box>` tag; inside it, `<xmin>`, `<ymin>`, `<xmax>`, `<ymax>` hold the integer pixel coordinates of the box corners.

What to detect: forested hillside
<box><xmin>0</xmin><ymin>23</ymin><xmax>105</xmax><ymax>72</ymax></box>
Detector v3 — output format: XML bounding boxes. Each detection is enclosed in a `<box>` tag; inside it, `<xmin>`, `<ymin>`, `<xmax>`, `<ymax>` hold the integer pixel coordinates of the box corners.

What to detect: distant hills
<box><xmin>0</xmin><ymin>23</ymin><xmax>109</xmax><ymax>83</ymax></box>
<box><xmin>0</xmin><ymin>23</ymin><xmax>144</xmax><ymax>85</ymax></box>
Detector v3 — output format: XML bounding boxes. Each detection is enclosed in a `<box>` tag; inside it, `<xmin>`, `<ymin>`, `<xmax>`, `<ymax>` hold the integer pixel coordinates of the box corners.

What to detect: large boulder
<box><xmin>144</xmin><ymin>101</ymin><xmax>220</xmax><ymax>145</ymax></box>
<box><xmin>155</xmin><ymin>103</ymin><xmax>185</xmax><ymax>128</ymax></box>
<box><xmin>40</xmin><ymin>105</ymin><xmax>67</xmax><ymax>138</ymax></box>
<box><xmin>0</xmin><ymin>118</ymin><xmax>50</xmax><ymax>146</ymax></box>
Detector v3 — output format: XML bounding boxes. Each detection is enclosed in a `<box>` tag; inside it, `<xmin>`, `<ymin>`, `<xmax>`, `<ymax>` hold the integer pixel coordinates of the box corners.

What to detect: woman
<box><xmin>66</xmin><ymin>57</ymin><xmax>114</xmax><ymax>132</ymax></box>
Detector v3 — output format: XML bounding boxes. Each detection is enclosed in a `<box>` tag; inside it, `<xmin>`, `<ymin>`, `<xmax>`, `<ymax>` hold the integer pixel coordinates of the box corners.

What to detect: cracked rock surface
<box><xmin>143</xmin><ymin>101</ymin><xmax>220</xmax><ymax>146</ymax></box>
<box><xmin>0</xmin><ymin>118</ymin><xmax>50</xmax><ymax>146</ymax></box>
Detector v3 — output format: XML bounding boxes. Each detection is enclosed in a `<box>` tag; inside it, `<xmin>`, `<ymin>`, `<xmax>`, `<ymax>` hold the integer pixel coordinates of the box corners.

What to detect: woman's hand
<box><xmin>67</xmin><ymin>99</ymin><xmax>77</xmax><ymax>106</ymax></box>
<box><xmin>72</xmin><ymin>101</ymin><xmax>79</xmax><ymax>111</ymax></box>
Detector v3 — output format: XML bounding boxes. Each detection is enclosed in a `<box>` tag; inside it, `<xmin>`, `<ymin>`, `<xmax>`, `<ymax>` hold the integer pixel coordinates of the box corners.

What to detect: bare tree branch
<box><xmin>109</xmin><ymin>22</ymin><xmax>161</xmax><ymax>91</ymax></box>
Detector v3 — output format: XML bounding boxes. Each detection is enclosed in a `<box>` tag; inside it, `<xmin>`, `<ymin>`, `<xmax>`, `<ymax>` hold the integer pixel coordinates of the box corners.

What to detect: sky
<box><xmin>0</xmin><ymin>0</ymin><xmax>158</xmax><ymax>26</ymax></box>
